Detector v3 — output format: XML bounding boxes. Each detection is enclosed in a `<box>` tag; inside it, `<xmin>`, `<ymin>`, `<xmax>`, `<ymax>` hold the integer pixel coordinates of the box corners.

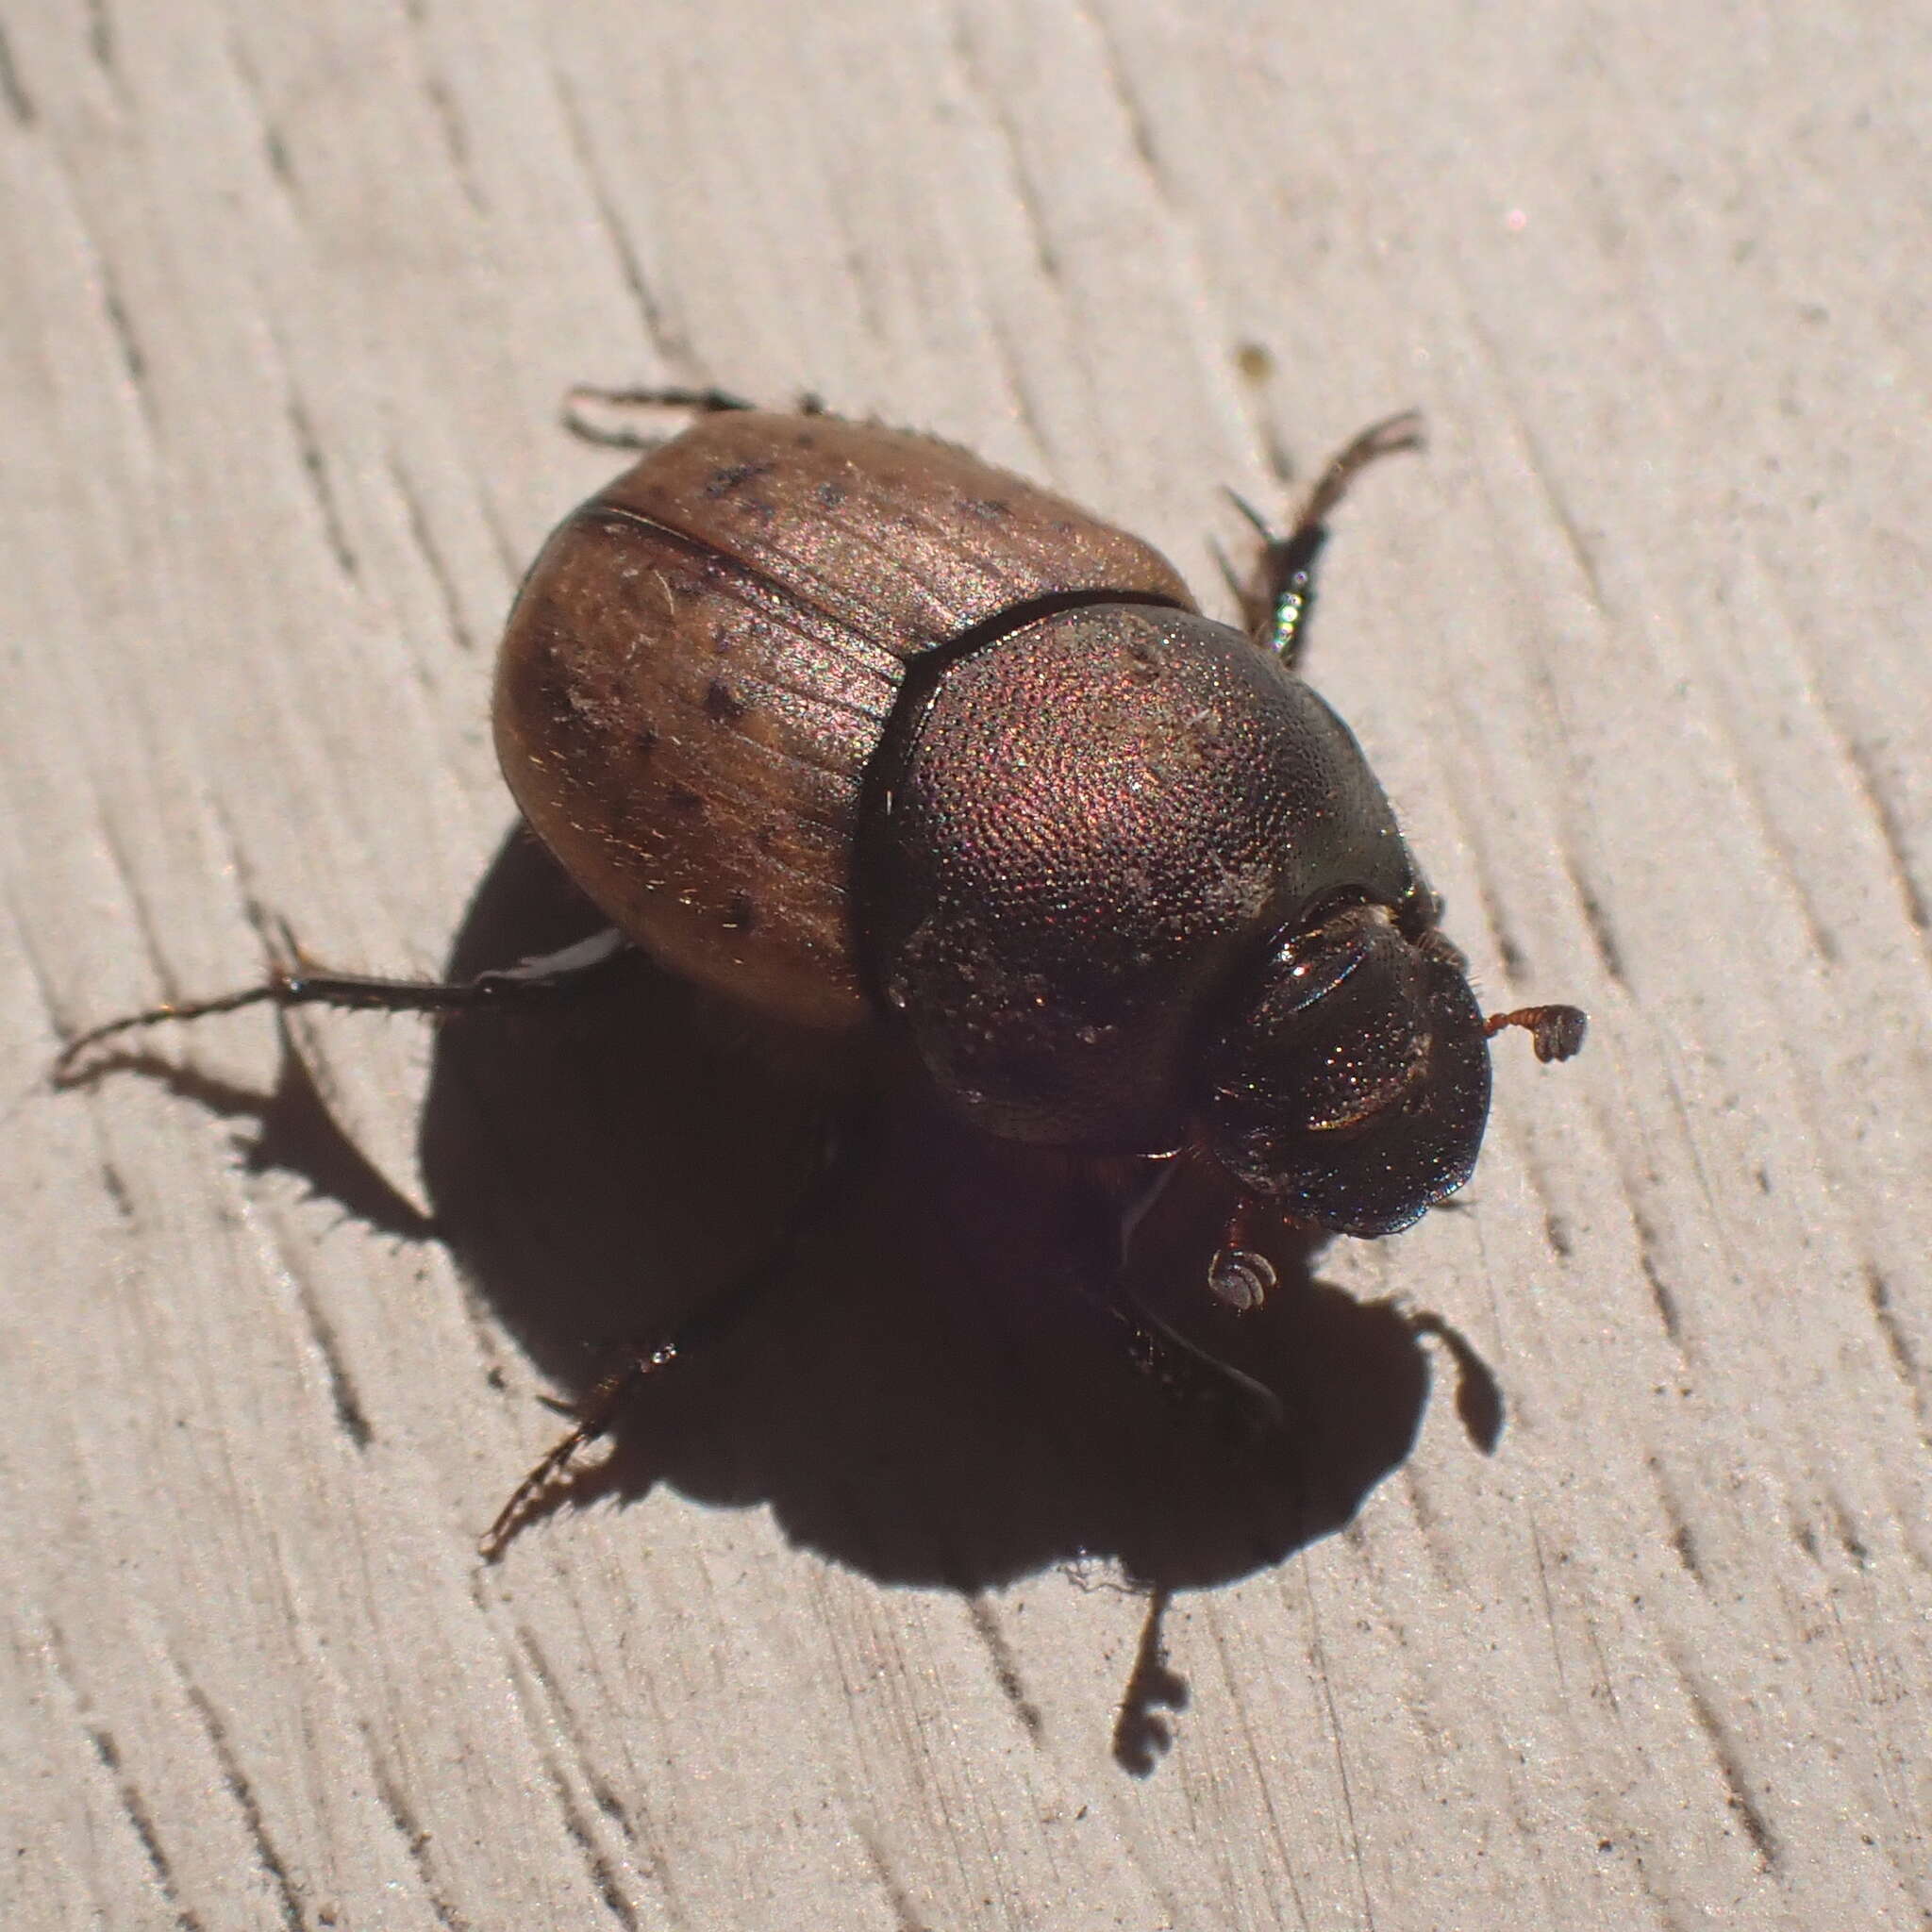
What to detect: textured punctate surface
<box><xmin>865</xmin><ymin>604</ymin><xmax>1417</xmax><ymax>1147</ymax></box>
<box><xmin>496</xmin><ymin>412</ymin><xmax>1193</xmax><ymax>1027</ymax></box>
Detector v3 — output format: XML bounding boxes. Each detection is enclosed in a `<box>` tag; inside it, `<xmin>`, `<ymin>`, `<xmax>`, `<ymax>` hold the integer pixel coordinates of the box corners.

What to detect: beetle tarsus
<box><xmin>52</xmin><ymin>927</ymin><xmax>635</xmax><ymax>1088</ymax></box>
<box><xmin>1293</xmin><ymin>410</ymin><xmax>1426</xmax><ymax>538</ymax></box>
<box><xmin>1237</xmin><ymin>409</ymin><xmax>1425</xmax><ymax>667</ymax></box>
<box><xmin>479</xmin><ymin>1097</ymin><xmax>862</xmax><ymax>1559</ymax></box>
<box><xmin>52</xmin><ymin>981</ymin><xmax>282</xmax><ymax>1087</ymax></box>
<box><xmin>478</xmin><ymin>1340</ymin><xmax>682</xmax><ymax>1561</ymax></box>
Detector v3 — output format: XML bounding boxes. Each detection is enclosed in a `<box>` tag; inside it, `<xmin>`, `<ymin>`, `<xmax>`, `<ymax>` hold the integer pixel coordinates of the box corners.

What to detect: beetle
<box><xmin>56</xmin><ymin>387</ymin><xmax>1584</xmax><ymax>1552</ymax></box>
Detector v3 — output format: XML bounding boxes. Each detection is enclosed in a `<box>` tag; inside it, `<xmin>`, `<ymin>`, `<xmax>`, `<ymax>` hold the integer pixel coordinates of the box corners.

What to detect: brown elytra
<box><xmin>494</xmin><ymin>410</ymin><xmax>1192</xmax><ymax>1030</ymax></box>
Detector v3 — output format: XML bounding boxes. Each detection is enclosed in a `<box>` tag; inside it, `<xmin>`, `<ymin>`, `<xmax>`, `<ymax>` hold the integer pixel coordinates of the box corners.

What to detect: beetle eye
<box><xmin>1202</xmin><ymin>905</ymin><xmax>1491</xmax><ymax>1236</ymax></box>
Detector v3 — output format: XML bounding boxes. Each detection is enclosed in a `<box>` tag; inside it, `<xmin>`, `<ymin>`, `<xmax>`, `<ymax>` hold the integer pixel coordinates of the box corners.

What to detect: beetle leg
<box><xmin>51</xmin><ymin>924</ymin><xmax>635</xmax><ymax>1088</ymax></box>
<box><xmin>477</xmin><ymin>1271</ymin><xmax>774</xmax><ymax>1563</ymax></box>
<box><xmin>1235</xmin><ymin>410</ymin><xmax>1425</xmax><ymax>669</ymax></box>
<box><xmin>1112</xmin><ymin>1287</ymin><xmax>1286</xmax><ymax>1438</ymax></box>
<box><xmin>1077</xmin><ymin>1174</ymin><xmax>1286</xmax><ymax>1440</ymax></box>
<box><xmin>478</xmin><ymin>1338</ymin><xmax>685</xmax><ymax>1561</ymax></box>
<box><xmin>560</xmin><ymin>383</ymin><xmax>779</xmax><ymax>449</ymax></box>
<box><xmin>479</xmin><ymin>1100</ymin><xmax>861</xmax><ymax>1559</ymax></box>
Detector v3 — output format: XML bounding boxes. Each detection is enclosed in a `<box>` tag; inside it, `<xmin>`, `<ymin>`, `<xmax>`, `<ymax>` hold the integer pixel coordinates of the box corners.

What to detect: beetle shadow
<box><xmin>420</xmin><ymin>829</ymin><xmax>1497</xmax><ymax>1601</ymax></box>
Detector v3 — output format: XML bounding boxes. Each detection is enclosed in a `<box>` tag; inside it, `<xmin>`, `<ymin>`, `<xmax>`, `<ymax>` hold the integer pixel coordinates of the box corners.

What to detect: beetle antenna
<box><xmin>1483</xmin><ymin>1004</ymin><xmax>1589</xmax><ymax>1064</ymax></box>
<box><xmin>1079</xmin><ymin>1171</ymin><xmax>1287</xmax><ymax>1438</ymax></box>
<box><xmin>1206</xmin><ymin>1193</ymin><xmax>1277</xmax><ymax>1312</ymax></box>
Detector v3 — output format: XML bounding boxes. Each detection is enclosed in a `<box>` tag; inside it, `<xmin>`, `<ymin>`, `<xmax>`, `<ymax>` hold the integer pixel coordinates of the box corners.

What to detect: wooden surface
<box><xmin>5</xmin><ymin>4</ymin><xmax>1928</xmax><ymax>1927</ymax></box>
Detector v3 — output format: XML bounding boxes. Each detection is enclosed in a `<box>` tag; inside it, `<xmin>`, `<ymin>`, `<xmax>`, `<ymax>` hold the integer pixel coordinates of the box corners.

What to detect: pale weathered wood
<box><xmin>4</xmin><ymin>3</ymin><xmax>1928</xmax><ymax>1928</ymax></box>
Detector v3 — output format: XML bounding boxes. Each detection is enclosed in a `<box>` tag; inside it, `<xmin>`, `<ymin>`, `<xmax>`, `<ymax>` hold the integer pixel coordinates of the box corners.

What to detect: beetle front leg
<box><xmin>1111</xmin><ymin>1289</ymin><xmax>1287</xmax><ymax>1440</ymax></box>
<box><xmin>1232</xmin><ymin>410</ymin><xmax>1425</xmax><ymax>669</ymax></box>
<box><xmin>1077</xmin><ymin>1167</ymin><xmax>1286</xmax><ymax>1441</ymax></box>
<box><xmin>51</xmin><ymin>924</ymin><xmax>635</xmax><ymax>1088</ymax></box>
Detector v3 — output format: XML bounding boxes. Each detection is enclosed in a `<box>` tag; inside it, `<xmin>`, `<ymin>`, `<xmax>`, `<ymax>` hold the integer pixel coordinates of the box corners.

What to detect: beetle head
<box><xmin>1201</xmin><ymin>901</ymin><xmax>1493</xmax><ymax>1238</ymax></box>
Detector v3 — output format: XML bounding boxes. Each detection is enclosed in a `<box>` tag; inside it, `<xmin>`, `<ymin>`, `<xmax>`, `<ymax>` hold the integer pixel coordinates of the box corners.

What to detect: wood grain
<box><xmin>4</xmin><ymin>3</ymin><xmax>1927</xmax><ymax>1927</ymax></box>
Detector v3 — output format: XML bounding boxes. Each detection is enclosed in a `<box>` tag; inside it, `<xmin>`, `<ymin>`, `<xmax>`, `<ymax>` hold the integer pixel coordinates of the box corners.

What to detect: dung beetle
<box><xmin>57</xmin><ymin>387</ymin><xmax>1585</xmax><ymax>1552</ymax></box>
